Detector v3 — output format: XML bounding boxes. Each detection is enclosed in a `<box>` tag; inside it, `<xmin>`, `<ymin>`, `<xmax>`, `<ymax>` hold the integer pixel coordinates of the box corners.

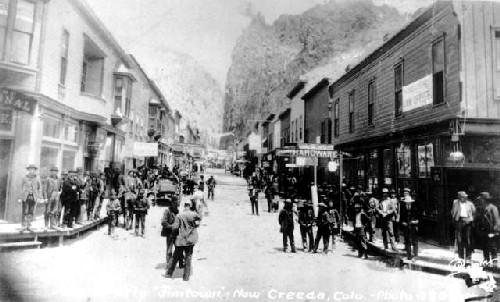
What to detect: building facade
<box><xmin>330</xmin><ymin>1</ymin><xmax>500</xmax><ymax>244</ymax></box>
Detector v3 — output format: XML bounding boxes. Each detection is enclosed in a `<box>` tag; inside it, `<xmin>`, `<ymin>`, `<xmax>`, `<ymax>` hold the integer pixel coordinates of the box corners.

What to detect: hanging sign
<box><xmin>276</xmin><ymin>149</ymin><xmax>336</xmax><ymax>158</ymax></box>
<box><xmin>0</xmin><ymin>89</ymin><xmax>36</xmax><ymax>114</ymax></box>
<box><xmin>133</xmin><ymin>142</ymin><xmax>158</xmax><ymax>157</ymax></box>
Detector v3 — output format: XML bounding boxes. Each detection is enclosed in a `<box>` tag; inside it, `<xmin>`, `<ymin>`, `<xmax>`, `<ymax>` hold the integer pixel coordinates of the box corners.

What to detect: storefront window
<box><xmin>43</xmin><ymin>117</ymin><xmax>61</xmax><ymax>139</ymax></box>
<box><xmin>396</xmin><ymin>143</ymin><xmax>412</xmax><ymax>177</ymax></box>
<box><xmin>367</xmin><ymin>150</ymin><xmax>378</xmax><ymax>191</ymax></box>
<box><xmin>417</xmin><ymin>143</ymin><xmax>434</xmax><ymax>178</ymax></box>
<box><xmin>40</xmin><ymin>146</ymin><xmax>58</xmax><ymax>176</ymax></box>
<box><xmin>62</xmin><ymin>149</ymin><xmax>75</xmax><ymax>171</ymax></box>
<box><xmin>356</xmin><ymin>154</ymin><xmax>365</xmax><ymax>187</ymax></box>
<box><xmin>383</xmin><ymin>148</ymin><xmax>393</xmax><ymax>185</ymax></box>
<box><xmin>0</xmin><ymin>109</ymin><xmax>12</xmax><ymax>132</ymax></box>
<box><xmin>63</xmin><ymin>123</ymin><xmax>78</xmax><ymax>143</ymax></box>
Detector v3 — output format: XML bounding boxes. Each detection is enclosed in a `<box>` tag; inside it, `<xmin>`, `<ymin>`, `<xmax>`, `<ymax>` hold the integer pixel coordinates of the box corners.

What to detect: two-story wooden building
<box><xmin>330</xmin><ymin>1</ymin><xmax>500</xmax><ymax>245</ymax></box>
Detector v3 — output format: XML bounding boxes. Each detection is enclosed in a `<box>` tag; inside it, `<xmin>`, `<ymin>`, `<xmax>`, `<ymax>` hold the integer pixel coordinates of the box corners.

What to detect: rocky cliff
<box><xmin>223</xmin><ymin>0</ymin><xmax>409</xmax><ymax>138</ymax></box>
<box><xmin>148</xmin><ymin>50</ymin><xmax>224</xmax><ymax>143</ymax></box>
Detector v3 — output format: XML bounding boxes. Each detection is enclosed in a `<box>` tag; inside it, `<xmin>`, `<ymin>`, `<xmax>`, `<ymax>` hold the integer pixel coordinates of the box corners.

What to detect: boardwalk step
<box><xmin>0</xmin><ymin>241</ymin><xmax>42</xmax><ymax>249</ymax></box>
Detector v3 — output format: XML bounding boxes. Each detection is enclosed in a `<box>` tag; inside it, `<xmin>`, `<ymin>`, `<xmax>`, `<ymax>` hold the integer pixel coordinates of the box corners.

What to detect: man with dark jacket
<box><xmin>166</xmin><ymin>199</ymin><xmax>201</xmax><ymax>281</ymax></box>
<box><xmin>354</xmin><ymin>202</ymin><xmax>370</xmax><ymax>259</ymax></box>
<box><xmin>480</xmin><ymin>193</ymin><xmax>500</xmax><ymax>264</ymax></box>
<box><xmin>314</xmin><ymin>203</ymin><xmax>331</xmax><ymax>254</ymax></box>
<box><xmin>279</xmin><ymin>200</ymin><xmax>295</xmax><ymax>253</ymax></box>
<box><xmin>134</xmin><ymin>188</ymin><xmax>150</xmax><ymax>237</ymax></box>
<box><xmin>206</xmin><ymin>175</ymin><xmax>216</xmax><ymax>200</ymax></box>
<box><xmin>298</xmin><ymin>201</ymin><xmax>314</xmax><ymax>252</ymax></box>
<box><xmin>399</xmin><ymin>188</ymin><xmax>419</xmax><ymax>260</ymax></box>
<box><xmin>60</xmin><ymin>170</ymin><xmax>79</xmax><ymax>228</ymax></box>
<box><xmin>161</xmin><ymin>201</ymin><xmax>179</xmax><ymax>267</ymax></box>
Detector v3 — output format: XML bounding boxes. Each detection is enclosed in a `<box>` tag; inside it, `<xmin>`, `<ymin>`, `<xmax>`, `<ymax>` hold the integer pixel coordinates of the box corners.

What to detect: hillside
<box><xmin>223</xmin><ymin>0</ymin><xmax>409</xmax><ymax>138</ymax></box>
<box><xmin>146</xmin><ymin>50</ymin><xmax>224</xmax><ymax>144</ymax></box>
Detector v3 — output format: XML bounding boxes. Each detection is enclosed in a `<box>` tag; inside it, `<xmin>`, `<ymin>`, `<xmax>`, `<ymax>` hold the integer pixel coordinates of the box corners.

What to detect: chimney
<box><xmin>345</xmin><ymin>64</ymin><xmax>352</xmax><ymax>72</ymax></box>
<box><xmin>383</xmin><ymin>33</ymin><xmax>390</xmax><ymax>42</ymax></box>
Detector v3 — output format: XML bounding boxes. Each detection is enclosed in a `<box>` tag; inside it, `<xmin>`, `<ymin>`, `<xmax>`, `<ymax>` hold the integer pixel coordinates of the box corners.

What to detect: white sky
<box><xmin>87</xmin><ymin>0</ymin><xmax>433</xmax><ymax>89</ymax></box>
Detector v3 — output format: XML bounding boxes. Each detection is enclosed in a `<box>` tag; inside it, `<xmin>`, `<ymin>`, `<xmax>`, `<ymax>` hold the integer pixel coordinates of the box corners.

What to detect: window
<box><xmin>417</xmin><ymin>143</ymin><xmax>434</xmax><ymax>178</ymax></box>
<box><xmin>382</xmin><ymin>148</ymin><xmax>393</xmax><ymax>185</ymax></box>
<box><xmin>396</xmin><ymin>143</ymin><xmax>412</xmax><ymax>178</ymax></box>
<box><xmin>494</xmin><ymin>30</ymin><xmax>500</xmax><ymax>98</ymax></box>
<box><xmin>299</xmin><ymin>115</ymin><xmax>303</xmax><ymax>140</ymax></box>
<box><xmin>394</xmin><ymin>62</ymin><xmax>403</xmax><ymax>116</ymax></box>
<box><xmin>367</xmin><ymin>80</ymin><xmax>375</xmax><ymax>125</ymax></box>
<box><xmin>60</xmin><ymin>30</ymin><xmax>69</xmax><ymax>85</ymax></box>
<box><xmin>113</xmin><ymin>75</ymin><xmax>132</xmax><ymax>116</ymax></box>
<box><xmin>81</xmin><ymin>36</ymin><xmax>104</xmax><ymax>96</ymax></box>
<box><xmin>12</xmin><ymin>0</ymin><xmax>35</xmax><ymax>64</ymax></box>
<box><xmin>432</xmin><ymin>38</ymin><xmax>445</xmax><ymax>105</ymax></box>
<box><xmin>334</xmin><ymin>99</ymin><xmax>339</xmax><ymax>137</ymax></box>
<box><xmin>43</xmin><ymin>116</ymin><xmax>61</xmax><ymax>138</ymax></box>
<box><xmin>80</xmin><ymin>61</ymin><xmax>87</xmax><ymax>92</ymax></box>
<box><xmin>320</xmin><ymin>120</ymin><xmax>326</xmax><ymax>143</ymax></box>
<box><xmin>40</xmin><ymin>146</ymin><xmax>58</xmax><ymax>177</ymax></box>
<box><xmin>62</xmin><ymin>149</ymin><xmax>76</xmax><ymax>171</ymax></box>
<box><xmin>0</xmin><ymin>0</ymin><xmax>8</xmax><ymax>60</ymax></box>
<box><xmin>291</xmin><ymin>120</ymin><xmax>294</xmax><ymax>142</ymax></box>
<box><xmin>367</xmin><ymin>150</ymin><xmax>379</xmax><ymax>191</ymax></box>
<box><xmin>114</xmin><ymin>77</ymin><xmax>123</xmax><ymax>113</ymax></box>
<box><xmin>63</xmin><ymin>123</ymin><xmax>77</xmax><ymax>143</ymax></box>
<box><xmin>327</xmin><ymin>118</ymin><xmax>332</xmax><ymax>143</ymax></box>
<box><xmin>295</xmin><ymin>119</ymin><xmax>299</xmax><ymax>141</ymax></box>
<box><xmin>348</xmin><ymin>90</ymin><xmax>355</xmax><ymax>133</ymax></box>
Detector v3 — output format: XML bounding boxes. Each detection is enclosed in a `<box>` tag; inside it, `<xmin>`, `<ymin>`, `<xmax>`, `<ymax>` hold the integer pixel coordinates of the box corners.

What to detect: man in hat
<box><xmin>248</xmin><ymin>178</ymin><xmax>259</xmax><ymax>216</ymax></box>
<box><xmin>314</xmin><ymin>203</ymin><xmax>331</xmax><ymax>254</ymax></box>
<box><xmin>43</xmin><ymin>166</ymin><xmax>61</xmax><ymax>229</ymax></box>
<box><xmin>166</xmin><ymin>199</ymin><xmax>201</xmax><ymax>281</ymax></box>
<box><xmin>60</xmin><ymin>170</ymin><xmax>79</xmax><ymax>228</ymax></box>
<box><xmin>134</xmin><ymin>188</ymin><xmax>150</xmax><ymax>237</ymax></box>
<box><xmin>365</xmin><ymin>189</ymin><xmax>378</xmax><ymax>242</ymax></box>
<box><xmin>399</xmin><ymin>188</ymin><xmax>419</xmax><ymax>260</ymax></box>
<box><xmin>354</xmin><ymin>201</ymin><xmax>369</xmax><ymax>259</ymax></box>
<box><xmin>278</xmin><ymin>199</ymin><xmax>296</xmax><ymax>253</ymax></box>
<box><xmin>21</xmin><ymin>164</ymin><xmax>42</xmax><ymax>230</ymax></box>
<box><xmin>478</xmin><ymin>192</ymin><xmax>500</xmax><ymax>264</ymax></box>
<box><xmin>298</xmin><ymin>200</ymin><xmax>314</xmax><ymax>252</ymax></box>
<box><xmin>451</xmin><ymin>191</ymin><xmax>476</xmax><ymax>262</ymax></box>
<box><xmin>378</xmin><ymin>188</ymin><xmax>397</xmax><ymax>251</ymax></box>
<box><xmin>124</xmin><ymin>169</ymin><xmax>139</xmax><ymax>230</ymax></box>
<box><xmin>106</xmin><ymin>189</ymin><xmax>121</xmax><ymax>236</ymax></box>
<box><xmin>389</xmin><ymin>188</ymin><xmax>401</xmax><ymax>243</ymax></box>
<box><xmin>206</xmin><ymin>175</ymin><xmax>216</xmax><ymax>201</ymax></box>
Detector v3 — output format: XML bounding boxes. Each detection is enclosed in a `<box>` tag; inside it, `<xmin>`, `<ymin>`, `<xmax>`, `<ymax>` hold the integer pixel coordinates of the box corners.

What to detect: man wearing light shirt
<box><xmin>451</xmin><ymin>191</ymin><xmax>476</xmax><ymax>263</ymax></box>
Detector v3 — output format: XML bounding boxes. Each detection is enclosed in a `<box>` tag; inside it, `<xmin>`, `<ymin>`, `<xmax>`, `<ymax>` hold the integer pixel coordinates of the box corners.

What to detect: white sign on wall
<box><xmin>248</xmin><ymin>132</ymin><xmax>261</xmax><ymax>153</ymax></box>
<box><xmin>402</xmin><ymin>74</ymin><xmax>433</xmax><ymax>112</ymax></box>
<box><xmin>133</xmin><ymin>142</ymin><xmax>158</xmax><ymax>157</ymax></box>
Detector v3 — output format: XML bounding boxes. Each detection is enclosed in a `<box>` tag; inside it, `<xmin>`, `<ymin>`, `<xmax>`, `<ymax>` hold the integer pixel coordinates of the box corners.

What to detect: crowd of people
<box><xmin>243</xmin><ymin>167</ymin><xmax>500</xmax><ymax>266</ymax></box>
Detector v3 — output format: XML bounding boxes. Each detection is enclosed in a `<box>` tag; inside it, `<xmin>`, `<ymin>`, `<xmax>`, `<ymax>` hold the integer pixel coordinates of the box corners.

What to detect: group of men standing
<box><xmin>20</xmin><ymin>164</ymin><xmax>107</xmax><ymax>231</ymax></box>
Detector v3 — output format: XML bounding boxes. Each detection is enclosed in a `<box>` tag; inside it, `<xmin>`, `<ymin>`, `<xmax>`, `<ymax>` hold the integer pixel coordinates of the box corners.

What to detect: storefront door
<box><xmin>0</xmin><ymin>139</ymin><xmax>11</xmax><ymax>219</ymax></box>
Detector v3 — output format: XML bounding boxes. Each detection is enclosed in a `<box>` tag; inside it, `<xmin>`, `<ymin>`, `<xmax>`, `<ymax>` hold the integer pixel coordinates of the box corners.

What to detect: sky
<box><xmin>86</xmin><ymin>0</ymin><xmax>432</xmax><ymax>90</ymax></box>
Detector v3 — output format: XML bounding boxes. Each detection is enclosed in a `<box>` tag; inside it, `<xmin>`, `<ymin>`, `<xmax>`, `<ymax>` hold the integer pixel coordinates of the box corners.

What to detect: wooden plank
<box><xmin>0</xmin><ymin>241</ymin><xmax>42</xmax><ymax>248</ymax></box>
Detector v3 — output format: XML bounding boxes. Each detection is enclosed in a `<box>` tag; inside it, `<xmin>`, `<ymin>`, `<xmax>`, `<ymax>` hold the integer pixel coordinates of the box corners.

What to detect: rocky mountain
<box><xmin>147</xmin><ymin>50</ymin><xmax>224</xmax><ymax>144</ymax></box>
<box><xmin>223</xmin><ymin>0</ymin><xmax>409</xmax><ymax>138</ymax></box>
